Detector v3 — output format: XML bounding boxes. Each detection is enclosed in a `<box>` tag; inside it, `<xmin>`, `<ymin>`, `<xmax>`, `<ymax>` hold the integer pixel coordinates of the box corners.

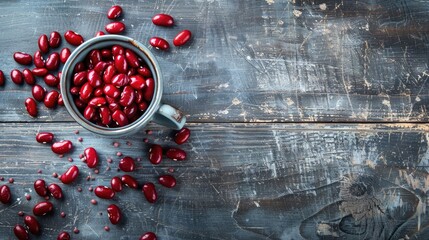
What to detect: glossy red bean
<box><xmin>94</xmin><ymin>87</ymin><xmax>104</xmax><ymax>97</ymax></box>
<box><xmin>139</xmin><ymin>101</ymin><xmax>149</xmax><ymax>112</ymax></box>
<box><xmin>33</xmin><ymin>50</ymin><xmax>45</xmax><ymax>68</ymax></box>
<box><xmin>111</xmin><ymin>73</ymin><xmax>130</xmax><ymax>87</ymax></box>
<box><xmin>94</xmin><ymin>186</ymin><xmax>115</xmax><ymax>199</ymax></box>
<box><xmin>112</xmin><ymin>45</ymin><xmax>125</xmax><ymax>56</ymax></box>
<box><xmin>87</xmin><ymin>69</ymin><xmax>102</xmax><ymax>87</ymax></box>
<box><xmin>94</xmin><ymin>61</ymin><xmax>108</xmax><ymax>73</ymax></box>
<box><xmin>121</xmin><ymin>175</ymin><xmax>138</xmax><ymax>189</ymax></box>
<box><xmin>36</xmin><ymin>132</ymin><xmax>54</xmax><ymax>144</ymax></box>
<box><xmin>22</xmin><ymin>69</ymin><xmax>35</xmax><ymax>85</ymax></box>
<box><xmin>0</xmin><ymin>185</ymin><xmax>11</xmax><ymax>204</ymax></box>
<box><xmin>109</xmin><ymin>102</ymin><xmax>120</xmax><ymax>112</ymax></box>
<box><xmin>166</xmin><ymin>148</ymin><xmax>187</xmax><ymax>161</ymax></box>
<box><xmin>84</xmin><ymin>105</ymin><xmax>96</xmax><ymax>120</ymax></box>
<box><xmin>119</xmin><ymin>86</ymin><xmax>135</xmax><ymax>107</ymax></box>
<box><xmin>112</xmin><ymin>109</ymin><xmax>129</xmax><ymax>126</ymax></box>
<box><xmin>70</xmin><ymin>86</ymin><xmax>80</xmax><ymax>95</ymax></box>
<box><xmin>38</xmin><ymin>34</ymin><xmax>49</xmax><ymax>53</ymax></box>
<box><xmin>80</xmin><ymin>82</ymin><xmax>93</xmax><ymax>100</ymax></box>
<box><xmin>103</xmin><ymin>64</ymin><xmax>116</xmax><ymax>84</ymax></box>
<box><xmin>149</xmin><ymin>37</ymin><xmax>169</xmax><ymax>50</ymax></box>
<box><xmin>107</xmin><ymin>204</ymin><xmax>121</xmax><ymax>225</ymax></box>
<box><xmin>99</xmin><ymin>106</ymin><xmax>111</xmax><ymax>125</ymax></box>
<box><xmin>129</xmin><ymin>75</ymin><xmax>146</xmax><ymax>90</ymax></box>
<box><xmin>152</xmin><ymin>13</ymin><xmax>174</xmax><ymax>27</ymax></box>
<box><xmin>135</xmin><ymin>90</ymin><xmax>144</xmax><ymax>103</ymax></box>
<box><xmin>33</xmin><ymin>201</ymin><xmax>54</xmax><ymax>216</ymax></box>
<box><xmin>32</xmin><ymin>67</ymin><xmax>48</xmax><ymax>77</ymax></box>
<box><xmin>34</xmin><ymin>179</ymin><xmax>48</xmax><ymax>197</ymax></box>
<box><xmin>46</xmin><ymin>52</ymin><xmax>60</xmax><ymax>71</ymax></box>
<box><xmin>0</xmin><ymin>70</ymin><xmax>4</xmax><ymax>86</ymax></box>
<box><xmin>174</xmin><ymin>127</ymin><xmax>190</xmax><ymax>144</ymax></box>
<box><xmin>49</xmin><ymin>31</ymin><xmax>62</xmax><ymax>48</ymax></box>
<box><xmin>74</xmin><ymin>62</ymin><xmax>86</xmax><ymax>73</ymax></box>
<box><xmin>95</xmin><ymin>31</ymin><xmax>105</xmax><ymax>37</ymax></box>
<box><xmin>14</xmin><ymin>52</ymin><xmax>33</xmax><ymax>65</ymax></box>
<box><xmin>119</xmin><ymin>156</ymin><xmax>135</xmax><ymax>172</ymax></box>
<box><xmin>74</xmin><ymin>71</ymin><xmax>88</xmax><ymax>87</ymax></box>
<box><xmin>74</xmin><ymin>98</ymin><xmax>87</xmax><ymax>110</ymax></box>
<box><xmin>158</xmin><ymin>175</ymin><xmax>176</xmax><ymax>188</ymax></box>
<box><xmin>44</xmin><ymin>74</ymin><xmax>59</xmax><ymax>87</ymax></box>
<box><xmin>143</xmin><ymin>78</ymin><xmax>155</xmax><ymax>101</ymax></box>
<box><xmin>140</xmin><ymin>232</ymin><xmax>157</xmax><ymax>240</ymax></box>
<box><xmin>64</xmin><ymin>30</ymin><xmax>84</xmax><ymax>46</ymax></box>
<box><xmin>84</xmin><ymin>147</ymin><xmax>99</xmax><ymax>168</ymax></box>
<box><xmin>137</xmin><ymin>66</ymin><xmax>152</xmax><ymax>77</ymax></box>
<box><xmin>127</xmin><ymin>67</ymin><xmax>136</xmax><ymax>77</ymax></box>
<box><xmin>10</xmin><ymin>69</ymin><xmax>23</xmax><ymax>85</ymax></box>
<box><xmin>103</xmin><ymin>84</ymin><xmax>120</xmax><ymax>98</ymax></box>
<box><xmin>110</xmin><ymin>177</ymin><xmax>122</xmax><ymax>192</ymax></box>
<box><xmin>13</xmin><ymin>224</ymin><xmax>29</xmax><ymax>240</ymax></box>
<box><xmin>60</xmin><ymin>48</ymin><xmax>71</xmax><ymax>63</ymax></box>
<box><xmin>89</xmin><ymin>49</ymin><xmax>102</xmax><ymax>65</ymax></box>
<box><xmin>125</xmin><ymin>49</ymin><xmax>140</xmax><ymax>68</ymax></box>
<box><xmin>57</xmin><ymin>94</ymin><xmax>64</xmax><ymax>106</ymax></box>
<box><xmin>44</xmin><ymin>90</ymin><xmax>60</xmax><ymax>108</ymax></box>
<box><xmin>25</xmin><ymin>98</ymin><xmax>38</xmax><ymax>117</ymax></box>
<box><xmin>24</xmin><ymin>215</ymin><xmax>41</xmax><ymax>235</ymax></box>
<box><xmin>142</xmin><ymin>182</ymin><xmax>157</xmax><ymax>203</ymax></box>
<box><xmin>107</xmin><ymin>5</ymin><xmax>122</xmax><ymax>19</ymax></box>
<box><xmin>149</xmin><ymin>144</ymin><xmax>163</xmax><ymax>165</ymax></box>
<box><xmin>51</xmin><ymin>140</ymin><xmax>72</xmax><ymax>154</ymax></box>
<box><xmin>48</xmin><ymin>184</ymin><xmax>63</xmax><ymax>199</ymax></box>
<box><xmin>114</xmin><ymin>54</ymin><xmax>128</xmax><ymax>73</ymax></box>
<box><xmin>105</xmin><ymin>22</ymin><xmax>126</xmax><ymax>34</ymax></box>
<box><xmin>60</xmin><ymin>165</ymin><xmax>79</xmax><ymax>184</ymax></box>
<box><xmin>173</xmin><ymin>29</ymin><xmax>192</xmax><ymax>46</ymax></box>
<box><xmin>123</xmin><ymin>103</ymin><xmax>138</xmax><ymax>119</ymax></box>
<box><xmin>101</xmin><ymin>49</ymin><xmax>112</xmax><ymax>59</ymax></box>
<box><xmin>57</xmin><ymin>232</ymin><xmax>70</xmax><ymax>240</ymax></box>
<box><xmin>88</xmin><ymin>97</ymin><xmax>107</xmax><ymax>107</ymax></box>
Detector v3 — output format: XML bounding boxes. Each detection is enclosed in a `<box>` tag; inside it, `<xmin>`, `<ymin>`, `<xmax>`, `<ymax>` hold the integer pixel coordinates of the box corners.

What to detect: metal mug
<box><xmin>60</xmin><ymin>35</ymin><xmax>186</xmax><ymax>136</ymax></box>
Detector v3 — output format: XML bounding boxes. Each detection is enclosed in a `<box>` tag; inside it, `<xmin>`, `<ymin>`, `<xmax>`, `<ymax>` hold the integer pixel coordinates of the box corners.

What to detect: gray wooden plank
<box><xmin>0</xmin><ymin>122</ymin><xmax>428</xmax><ymax>239</ymax></box>
<box><xmin>0</xmin><ymin>0</ymin><xmax>428</xmax><ymax>123</ymax></box>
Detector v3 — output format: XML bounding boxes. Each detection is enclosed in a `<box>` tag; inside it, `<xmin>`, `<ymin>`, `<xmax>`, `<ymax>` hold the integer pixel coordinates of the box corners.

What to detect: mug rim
<box><xmin>60</xmin><ymin>35</ymin><xmax>162</xmax><ymax>136</ymax></box>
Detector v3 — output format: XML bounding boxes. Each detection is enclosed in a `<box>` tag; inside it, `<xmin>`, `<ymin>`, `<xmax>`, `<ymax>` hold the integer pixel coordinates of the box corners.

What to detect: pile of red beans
<box><xmin>0</xmin><ymin>4</ymin><xmax>192</xmax><ymax>240</ymax></box>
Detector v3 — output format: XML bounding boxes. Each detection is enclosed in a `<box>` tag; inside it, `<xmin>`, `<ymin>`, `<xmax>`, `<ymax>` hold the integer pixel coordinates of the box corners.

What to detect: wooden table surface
<box><xmin>1</xmin><ymin>0</ymin><xmax>428</xmax><ymax>239</ymax></box>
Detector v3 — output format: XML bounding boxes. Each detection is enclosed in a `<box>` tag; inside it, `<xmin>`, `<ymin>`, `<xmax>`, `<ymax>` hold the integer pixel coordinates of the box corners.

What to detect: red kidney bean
<box><xmin>121</xmin><ymin>175</ymin><xmax>138</xmax><ymax>189</ymax></box>
<box><xmin>114</xmin><ymin>54</ymin><xmax>128</xmax><ymax>73</ymax></box>
<box><xmin>105</xmin><ymin>21</ymin><xmax>126</xmax><ymax>34</ymax></box>
<box><xmin>99</xmin><ymin>106</ymin><xmax>111</xmax><ymax>125</ymax></box>
<box><xmin>0</xmin><ymin>185</ymin><xmax>11</xmax><ymax>204</ymax></box>
<box><xmin>107</xmin><ymin>5</ymin><xmax>122</xmax><ymax>19</ymax></box>
<box><xmin>95</xmin><ymin>31</ymin><xmax>105</xmax><ymax>37</ymax></box>
<box><xmin>84</xmin><ymin>147</ymin><xmax>99</xmax><ymax>168</ymax></box>
<box><xmin>24</xmin><ymin>215</ymin><xmax>41</xmax><ymax>235</ymax></box>
<box><xmin>125</xmin><ymin>49</ymin><xmax>140</xmax><ymax>68</ymax></box>
<box><xmin>94</xmin><ymin>186</ymin><xmax>115</xmax><ymax>199</ymax></box>
<box><xmin>174</xmin><ymin>127</ymin><xmax>190</xmax><ymax>144</ymax></box>
<box><xmin>173</xmin><ymin>29</ymin><xmax>192</xmax><ymax>46</ymax></box>
<box><xmin>10</xmin><ymin>69</ymin><xmax>23</xmax><ymax>85</ymax></box>
<box><xmin>94</xmin><ymin>87</ymin><xmax>104</xmax><ymax>97</ymax></box>
<box><xmin>129</xmin><ymin>75</ymin><xmax>146</xmax><ymax>90</ymax></box>
<box><xmin>34</xmin><ymin>179</ymin><xmax>48</xmax><ymax>197</ymax></box>
<box><xmin>60</xmin><ymin>48</ymin><xmax>71</xmax><ymax>63</ymax></box>
<box><xmin>112</xmin><ymin>109</ymin><xmax>129</xmax><ymax>126</ymax></box>
<box><xmin>112</xmin><ymin>45</ymin><xmax>125</xmax><ymax>56</ymax></box>
<box><xmin>14</xmin><ymin>52</ymin><xmax>33</xmax><ymax>65</ymax></box>
<box><xmin>14</xmin><ymin>224</ymin><xmax>29</xmax><ymax>240</ymax></box>
<box><xmin>152</xmin><ymin>13</ymin><xmax>174</xmax><ymax>27</ymax></box>
<box><xmin>101</xmin><ymin>49</ymin><xmax>112</xmax><ymax>59</ymax></box>
<box><xmin>149</xmin><ymin>37</ymin><xmax>169</xmax><ymax>50</ymax></box>
<box><xmin>127</xmin><ymin>67</ymin><xmax>136</xmax><ymax>77</ymax></box>
<box><xmin>87</xmin><ymin>69</ymin><xmax>102</xmax><ymax>87</ymax></box>
<box><xmin>33</xmin><ymin>50</ymin><xmax>45</xmax><ymax>68</ymax></box>
<box><xmin>84</xmin><ymin>105</ymin><xmax>96</xmax><ymax>120</ymax></box>
<box><xmin>142</xmin><ymin>182</ymin><xmax>157</xmax><ymax>203</ymax></box>
<box><xmin>57</xmin><ymin>232</ymin><xmax>70</xmax><ymax>240</ymax></box>
<box><xmin>110</xmin><ymin>177</ymin><xmax>122</xmax><ymax>192</ymax></box>
<box><xmin>103</xmin><ymin>64</ymin><xmax>116</xmax><ymax>84</ymax></box>
<box><xmin>74</xmin><ymin>61</ymin><xmax>86</xmax><ymax>72</ymax></box>
<box><xmin>70</xmin><ymin>86</ymin><xmax>80</xmax><ymax>95</ymax></box>
<box><xmin>119</xmin><ymin>156</ymin><xmax>135</xmax><ymax>172</ymax></box>
<box><xmin>25</xmin><ymin>97</ymin><xmax>38</xmax><ymax>117</ymax></box>
<box><xmin>149</xmin><ymin>144</ymin><xmax>163</xmax><ymax>165</ymax></box>
<box><xmin>60</xmin><ymin>165</ymin><xmax>79</xmax><ymax>184</ymax></box>
<box><xmin>158</xmin><ymin>175</ymin><xmax>176</xmax><ymax>188</ymax></box>
<box><xmin>38</xmin><ymin>34</ymin><xmax>49</xmax><ymax>53</ymax></box>
<box><xmin>88</xmin><ymin>96</ymin><xmax>107</xmax><ymax>107</ymax></box>
<box><xmin>57</xmin><ymin>94</ymin><xmax>64</xmax><ymax>106</ymax></box>
<box><xmin>119</xmin><ymin>86</ymin><xmax>135</xmax><ymax>107</ymax></box>
<box><xmin>143</xmin><ymin>77</ymin><xmax>155</xmax><ymax>101</ymax></box>
<box><xmin>103</xmin><ymin>84</ymin><xmax>120</xmax><ymax>98</ymax></box>
<box><xmin>49</xmin><ymin>31</ymin><xmax>62</xmax><ymax>48</ymax></box>
<box><xmin>109</xmin><ymin>102</ymin><xmax>120</xmax><ymax>112</ymax></box>
<box><xmin>123</xmin><ymin>103</ymin><xmax>138</xmax><ymax>119</ymax></box>
<box><xmin>107</xmin><ymin>204</ymin><xmax>121</xmax><ymax>225</ymax></box>
<box><xmin>64</xmin><ymin>30</ymin><xmax>84</xmax><ymax>46</ymax></box>
<box><xmin>44</xmin><ymin>90</ymin><xmax>60</xmax><ymax>108</ymax></box>
<box><xmin>73</xmin><ymin>71</ymin><xmax>87</xmax><ymax>86</ymax></box>
<box><xmin>89</xmin><ymin>49</ymin><xmax>102</xmax><ymax>65</ymax></box>
<box><xmin>48</xmin><ymin>184</ymin><xmax>63</xmax><ymax>199</ymax></box>
<box><xmin>46</xmin><ymin>52</ymin><xmax>60</xmax><ymax>71</ymax></box>
<box><xmin>94</xmin><ymin>61</ymin><xmax>108</xmax><ymax>73</ymax></box>
<box><xmin>32</xmin><ymin>67</ymin><xmax>48</xmax><ymax>77</ymax></box>
<box><xmin>36</xmin><ymin>132</ymin><xmax>54</xmax><ymax>144</ymax></box>
<box><xmin>80</xmin><ymin>82</ymin><xmax>93</xmax><ymax>100</ymax></box>
<box><xmin>0</xmin><ymin>70</ymin><xmax>4</xmax><ymax>86</ymax></box>
<box><xmin>139</xmin><ymin>101</ymin><xmax>149</xmax><ymax>112</ymax></box>
<box><xmin>135</xmin><ymin>89</ymin><xmax>144</xmax><ymax>103</ymax></box>
<box><xmin>51</xmin><ymin>140</ymin><xmax>72</xmax><ymax>154</ymax></box>
<box><xmin>140</xmin><ymin>232</ymin><xmax>157</xmax><ymax>240</ymax></box>
<box><xmin>33</xmin><ymin>201</ymin><xmax>54</xmax><ymax>216</ymax></box>
<box><xmin>111</xmin><ymin>73</ymin><xmax>130</xmax><ymax>87</ymax></box>
<box><xmin>44</xmin><ymin>74</ymin><xmax>60</xmax><ymax>87</ymax></box>
<box><xmin>166</xmin><ymin>148</ymin><xmax>187</xmax><ymax>161</ymax></box>
<box><xmin>22</xmin><ymin>69</ymin><xmax>35</xmax><ymax>85</ymax></box>
<box><xmin>74</xmin><ymin>98</ymin><xmax>87</xmax><ymax>110</ymax></box>
<box><xmin>137</xmin><ymin>66</ymin><xmax>152</xmax><ymax>77</ymax></box>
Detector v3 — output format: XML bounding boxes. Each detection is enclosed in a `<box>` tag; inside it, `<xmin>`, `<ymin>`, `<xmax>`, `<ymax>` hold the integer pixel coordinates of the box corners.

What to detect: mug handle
<box><xmin>152</xmin><ymin>104</ymin><xmax>186</xmax><ymax>130</ymax></box>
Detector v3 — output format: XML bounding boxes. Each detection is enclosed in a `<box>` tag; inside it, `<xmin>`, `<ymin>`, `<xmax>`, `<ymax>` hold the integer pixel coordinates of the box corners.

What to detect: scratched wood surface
<box><xmin>0</xmin><ymin>0</ymin><xmax>429</xmax><ymax>239</ymax></box>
